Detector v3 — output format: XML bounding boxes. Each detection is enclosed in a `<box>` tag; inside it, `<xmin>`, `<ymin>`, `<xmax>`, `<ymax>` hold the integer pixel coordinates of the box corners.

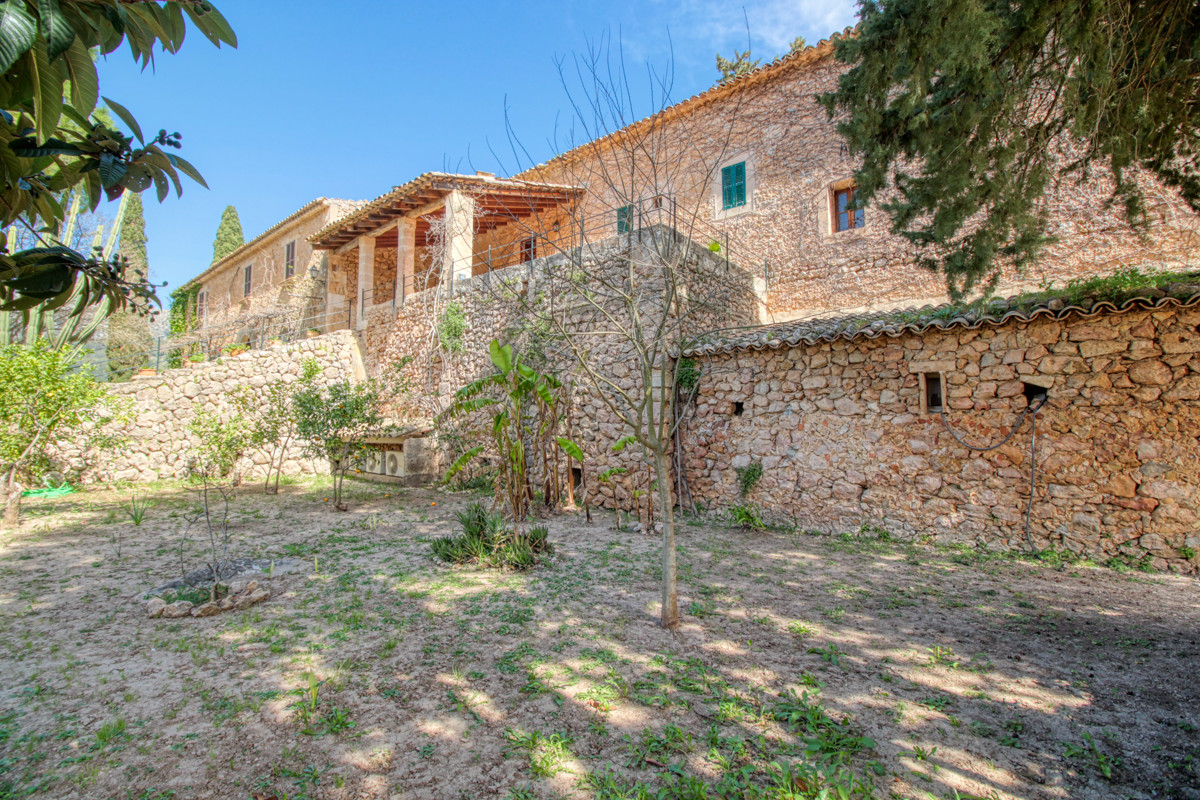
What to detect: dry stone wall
<box><xmin>362</xmin><ymin>228</ymin><xmax>760</xmax><ymax>505</ymax></box>
<box><xmin>60</xmin><ymin>331</ymin><xmax>363</xmax><ymax>484</ymax></box>
<box><xmin>681</xmin><ymin>302</ymin><xmax>1200</xmax><ymax>572</ymax></box>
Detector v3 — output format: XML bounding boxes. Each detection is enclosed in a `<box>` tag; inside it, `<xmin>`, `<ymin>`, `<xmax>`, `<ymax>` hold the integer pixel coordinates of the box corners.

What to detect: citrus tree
<box><xmin>0</xmin><ymin>338</ymin><xmax>111</xmax><ymax>527</ymax></box>
<box><xmin>292</xmin><ymin>377</ymin><xmax>391</xmax><ymax>511</ymax></box>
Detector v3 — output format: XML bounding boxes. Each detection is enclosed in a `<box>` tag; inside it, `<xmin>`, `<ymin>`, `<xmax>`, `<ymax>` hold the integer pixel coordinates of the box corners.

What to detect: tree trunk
<box><xmin>2</xmin><ymin>476</ymin><xmax>22</xmax><ymax>531</ymax></box>
<box><xmin>654</xmin><ymin>448</ymin><xmax>678</xmax><ymax>628</ymax></box>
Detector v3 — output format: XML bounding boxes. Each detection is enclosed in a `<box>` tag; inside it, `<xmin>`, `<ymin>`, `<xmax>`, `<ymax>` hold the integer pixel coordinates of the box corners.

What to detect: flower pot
<box><xmin>136</xmin><ymin>368</ymin><xmax>157</xmax><ymax>377</ymax></box>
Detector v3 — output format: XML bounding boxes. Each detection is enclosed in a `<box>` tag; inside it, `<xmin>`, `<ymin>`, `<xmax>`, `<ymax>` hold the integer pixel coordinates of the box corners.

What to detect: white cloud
<box><xmin>659</xmin><ymin>0</ymin><xmax>859</xmax><ymax>56</ymax></box>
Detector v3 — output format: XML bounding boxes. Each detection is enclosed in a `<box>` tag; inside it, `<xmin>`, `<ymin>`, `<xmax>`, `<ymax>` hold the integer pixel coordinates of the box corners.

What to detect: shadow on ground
<box><xmin>0</xmin><ymin>477</ymin><xmax>1197</xmax><ymax>800</ymax></box>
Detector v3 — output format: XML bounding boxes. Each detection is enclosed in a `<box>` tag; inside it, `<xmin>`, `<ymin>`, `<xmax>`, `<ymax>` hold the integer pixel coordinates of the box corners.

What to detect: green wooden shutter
<box><xmin>722</xmin><ymin>162</ymin><xmax>746</xmax><ymax>209</ymax></box>
<box><xmin>617</xmin><ymin>205</ymin><xmax>632</xmax><ymax>233</ymax></box>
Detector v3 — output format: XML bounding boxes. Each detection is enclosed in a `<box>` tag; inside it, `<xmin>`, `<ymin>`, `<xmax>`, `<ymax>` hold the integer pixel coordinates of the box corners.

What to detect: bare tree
<box><xmin>480</xmin><ymin>37</ymin><xmax>765</xmax><ymax>627</ymax></box>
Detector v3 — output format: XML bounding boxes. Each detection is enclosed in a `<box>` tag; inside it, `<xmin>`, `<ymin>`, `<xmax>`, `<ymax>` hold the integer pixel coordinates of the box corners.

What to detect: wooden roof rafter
<box><xmin>310</xmin><ymin>172</ymin><xmax>582</xmax><ymax>251</ymax></box>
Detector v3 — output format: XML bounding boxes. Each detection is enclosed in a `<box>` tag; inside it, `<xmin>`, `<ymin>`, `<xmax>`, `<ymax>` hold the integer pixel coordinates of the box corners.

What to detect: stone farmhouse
<box><xmin>90</xmin><ymin>34</ymin><xmax>1200</xmax><ymax>571</ymax></box>
<box><xmin>176</xmin><ymin>198</ymin><xmax>363</xmax><ymax>349</ymax></box>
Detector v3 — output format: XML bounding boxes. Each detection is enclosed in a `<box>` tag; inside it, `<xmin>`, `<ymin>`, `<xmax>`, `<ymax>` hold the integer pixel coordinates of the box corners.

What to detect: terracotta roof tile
<box><xmin>685</xmin><ymin>277</ymin><xmax>1200</xmax><ymax>356</ymax></box>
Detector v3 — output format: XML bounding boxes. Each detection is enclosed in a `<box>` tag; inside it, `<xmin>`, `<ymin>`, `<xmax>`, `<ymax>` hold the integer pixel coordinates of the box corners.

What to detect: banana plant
<box><xmin>442</xmin><ymin>339</ymin><xmax>582</xmax><ymax>522</ymax></box>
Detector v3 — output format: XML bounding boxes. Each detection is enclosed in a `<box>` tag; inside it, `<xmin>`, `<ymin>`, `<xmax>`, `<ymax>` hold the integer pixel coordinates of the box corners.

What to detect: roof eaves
<box><xmin>515</xmin><ymin>28</ymin><xmax>853</xmax><ymax>180</ymax></box>
<box><xmin>684</xmin><ymin>284</ymin><xmax>1200</xmax><ymax>357</ymax></box>
<box><xmin>308</xmin><ymin>172</ymin><xmax>584</xmax><ymax>248</ymax></box>
<box><xmin>183</xmin><ymin>197</ymin><xmax>360</xmax><ymax>289</ymax></box>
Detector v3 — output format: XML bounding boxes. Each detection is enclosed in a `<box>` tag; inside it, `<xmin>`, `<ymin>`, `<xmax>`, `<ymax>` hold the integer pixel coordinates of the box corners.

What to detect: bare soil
<box><xmin>0</xmin><ymin>477</ymin><xmax>1197</xmax><ymax>800</ymax></box>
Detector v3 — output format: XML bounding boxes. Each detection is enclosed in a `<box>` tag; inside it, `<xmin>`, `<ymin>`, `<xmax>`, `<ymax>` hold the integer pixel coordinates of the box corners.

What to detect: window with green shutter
<box><xmin>617</xmin><ymin>204</ymin><xmax>633</xmax><ymax>233</ymax></box>
<box><xmin>721</xmin><ymin>162</ymin><xmax>746</xmax><ymax>210</ymax></box>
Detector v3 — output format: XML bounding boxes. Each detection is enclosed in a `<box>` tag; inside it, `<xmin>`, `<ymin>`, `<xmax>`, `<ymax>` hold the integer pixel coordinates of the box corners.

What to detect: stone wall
<box><xmin>681</xmin><ymin>300</ymin><xmax>1200</xmax><ymax>572</ymax></box>
<box><xmin>520</xmin><ymin>41</ymin><xmax>1200</xmax><ymax>321</ymax></box>
<box><xmin>60</xmin><ymin>331</ymin><xmax>364</xmax><ymax>484</ymax></box>
<box><xmin>361</xmin><ymin>227</ymin><xmax>761</xmax><ymax>505</ymax></box>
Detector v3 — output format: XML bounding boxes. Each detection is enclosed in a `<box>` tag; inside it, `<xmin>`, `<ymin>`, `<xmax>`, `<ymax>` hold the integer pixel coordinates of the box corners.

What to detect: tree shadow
<box><xmin>0</xmin><ymin>481</ymin><xmax>1196</xmax><ymax>799</ymax></box>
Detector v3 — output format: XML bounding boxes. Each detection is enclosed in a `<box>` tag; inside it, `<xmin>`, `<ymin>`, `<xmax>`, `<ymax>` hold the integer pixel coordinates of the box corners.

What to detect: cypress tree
<box><xmin>212</xmin><ymin>205</ymin><xmax>245</xmax><ymax>264</ymax></box>
<box><xmin>108</xmin><ymin>194</ymin><xmax>154</xmax><ymax>379</ymax></box>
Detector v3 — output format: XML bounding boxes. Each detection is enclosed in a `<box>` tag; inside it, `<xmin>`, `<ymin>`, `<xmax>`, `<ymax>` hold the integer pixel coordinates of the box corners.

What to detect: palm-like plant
<box><xmin>442</xmin><ymin>340</ymin><xmax>582</xmax><ymax>522</ymax></box>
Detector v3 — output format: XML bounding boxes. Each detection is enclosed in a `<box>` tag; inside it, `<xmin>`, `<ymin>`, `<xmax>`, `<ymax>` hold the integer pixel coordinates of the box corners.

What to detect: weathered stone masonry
<box><xmin>60</xmin><ymin>331</ymin><xmax>364</xmax><ymax>483</ymax></box>
<box><xmin>682</xmin><ymin>295</ymin><xmax>1200</xmax><ymax>572</ymax></box>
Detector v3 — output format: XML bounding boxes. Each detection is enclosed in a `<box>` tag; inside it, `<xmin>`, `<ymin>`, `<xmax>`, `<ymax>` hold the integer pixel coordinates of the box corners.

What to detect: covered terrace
<box><xmin>309</xmin><ymin>172</ymin><xmax>581</xmax><ymax>328</ymax></box>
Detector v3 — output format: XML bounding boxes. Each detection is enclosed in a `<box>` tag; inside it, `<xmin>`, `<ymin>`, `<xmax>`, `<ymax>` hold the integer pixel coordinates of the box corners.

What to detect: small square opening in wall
<box><xmin>733</xmin><ymin>401</ymin><xmax>745</xmax><ymax>417</ymax></box>
<box><xmin>1023</xmin><ymin>381</ymin><xmax>1049</xmax><ymax>407</ymax></box>
<box><xmin>923</xmin><ymin>373</ymin><xmax>944</xmax><ymax>413</ymax></box>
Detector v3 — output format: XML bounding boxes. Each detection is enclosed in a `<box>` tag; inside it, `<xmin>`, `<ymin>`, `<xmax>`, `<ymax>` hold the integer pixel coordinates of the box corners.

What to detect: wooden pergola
<box><xmin>308</xmin><ymin>172</ymin><xmax>582</xmax><ymax>329</ymax></box>
<box><xmin>310</xmin><ymin>172</ymin><xmax>582</xmax><ymax>252</ymax></box>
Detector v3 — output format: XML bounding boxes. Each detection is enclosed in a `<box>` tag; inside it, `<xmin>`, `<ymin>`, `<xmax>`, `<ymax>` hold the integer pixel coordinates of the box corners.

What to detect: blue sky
<box><xmin>99</xmin><ymin>0</ymin><xmax>859</xmax><ymax>291</ymax></box>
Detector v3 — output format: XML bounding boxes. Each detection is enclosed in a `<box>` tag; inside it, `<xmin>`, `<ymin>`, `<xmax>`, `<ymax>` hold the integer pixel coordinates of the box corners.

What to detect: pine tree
<box><xmin>820</xmin><ymin>0</ymin><xmax>1200</xmax><ymax>299</ymax></box>
<box><xmin>108</xmin><ymin>195</ymin><xmax>154</xmax><ymax>379</ymax></box>
<box><xmin>212</xmin><ymin>205</ymin><xmax>245</xmax><ymax>264</ymax></box>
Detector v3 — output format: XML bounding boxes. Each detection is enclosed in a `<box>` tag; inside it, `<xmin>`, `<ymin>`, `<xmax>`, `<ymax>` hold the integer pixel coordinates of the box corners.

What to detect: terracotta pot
<box><xmin>136</xmin><ymin>368</ymin><xmax>157</xmax><ymax>377</ymax></box>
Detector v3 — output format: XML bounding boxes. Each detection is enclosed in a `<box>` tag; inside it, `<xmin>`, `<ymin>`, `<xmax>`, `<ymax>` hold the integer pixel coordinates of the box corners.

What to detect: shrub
<box><xmin>438</xmin><ymin>302</ymin><xmax>467</xmax><ymax>353</ymax></box>
<box><xmin>433</xmin><ymin>503</ymin><xmax>552</xmax><ymax>570</ymax></box>
<box><xmin>728</xmin><ymin>504</ymin><xmax>765</xmax><ymax>530</ymax></box>
<box><xmin>735</xmin><ymin>461</ymin><xmax>763</xmax><ymax>498</ymax></box>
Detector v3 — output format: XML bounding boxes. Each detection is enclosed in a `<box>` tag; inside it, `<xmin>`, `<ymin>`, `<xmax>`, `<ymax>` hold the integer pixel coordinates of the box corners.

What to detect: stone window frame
<box><xmin>818</xmin><ymin>178</ymin><xmax>872</xmax><ymax>241</ymax></box>
<box><xmin>519</xmin><ymin>235</ymin><xmax>537</xmax><ymax>263</ymax></box>
<box><xmin>712</xmin><ymin>152</ymin><xmax>755</xmax><ymax>221</ymax></box>
<box><xmin>831</xmin><ymin>181</ymin><xmax>866</xmax><ymax>233</ymax></box>
<box><xmin>910</xmin><ymin>359</ymin><xmax>953</xmax><ymax>415</ymax></box>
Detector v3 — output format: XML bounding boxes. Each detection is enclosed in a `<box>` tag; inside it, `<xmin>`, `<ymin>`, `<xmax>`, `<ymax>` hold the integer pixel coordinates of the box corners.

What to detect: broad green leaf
<box><xmin>31</xmin><ymin>34</ymin><xmax>64</xmax><ymax>144</ymax></box>
<box><xmin>9</xmin><ymin>136</ymin><xmax>83</xmax><ymax>157</ymax></box>
<box><xmin>121</xmin><ymin>163</ymin><xmax>151</xmax><ymax>193</ymax></box>
<box><xmin>184</xmin><ymin>3</ymin><xmax>236</xmax><ymax>48</ymax></box>
<box><xmin>0</xmin><ymin>0</ymin><xmax>36</xmax><ymax>73</ymax></box>
<box><xmin>611</xmin><ymin>435</ymin><xmax>637</xmax><ymax>453</ymax></box>
<box><xmin>150</xmin><ymin>166</ymin><xmax>168</xmax><ymax>202</ymax></box>
<box><xmin>37</xmin><ymin>0</ymin><xmax>73</xmax><ymax>58</ymax></box>
<box><xmin>555</xmin><ymin>437</ymin><xmax>584</xmax><ymax>462</ymax></box>
<box><xmin>97</xmin><ymin>153</ymin><xmax>126</xmax><ymax>189</ymax></box>
<box><xmin>63</xmin><ymin>37</ymin><xmax>97</xmax><ymax>114</ymax></box>
<box><xmin>166</xmin><ymin>153</ymin><xmax>207</xmax><ymax>189</ymax></box>
<box><xmin>101</xmin><ymin>95</ymin><xmax>143</xmax><ymax>143</ymax></box>
<box><xmin>442</xmin><ymin>446</ymin><xmax>483</xmax><ymax>481</ymax></box>
<box><xmin>488</xmin><ymin>339</ymin><xmax>513</xmax><ymax>375</ymax></box>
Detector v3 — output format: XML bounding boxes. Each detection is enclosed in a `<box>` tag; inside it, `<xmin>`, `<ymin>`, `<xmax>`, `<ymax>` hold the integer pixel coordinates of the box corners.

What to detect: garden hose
<box><xmin>21</xmin><ymin>485</ymin><xmax>74</xmax><ymax>498</ymax></box>
<box><xmin>938</xmin><ymin>392</ymin><xmax>1049</xmax><ymax>553</ymax></box>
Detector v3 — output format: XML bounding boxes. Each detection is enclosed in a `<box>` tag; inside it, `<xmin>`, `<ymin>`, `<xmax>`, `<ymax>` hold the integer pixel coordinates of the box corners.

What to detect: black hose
<box><xmin>938</xmin><ymin>393</ymin><xmax>1048</xmax><ymax>553</ymax></box>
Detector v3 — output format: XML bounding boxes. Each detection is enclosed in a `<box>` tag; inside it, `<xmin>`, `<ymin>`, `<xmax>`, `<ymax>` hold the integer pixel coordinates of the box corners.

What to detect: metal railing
<box><xmin>93</xmin><ymin>304</ymin><xmax>355</xmax><ymax>382</ymax></box>
<box><xmin>349</xmin><ymin>195</ymin><xmax>773</xmax><ymax>316</ymax></box>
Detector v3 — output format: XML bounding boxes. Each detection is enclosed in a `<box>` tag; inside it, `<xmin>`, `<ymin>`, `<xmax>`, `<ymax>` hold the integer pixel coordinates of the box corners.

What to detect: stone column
<box><xmin>356</xmin><ymin>235</ymin><xmax>374</xmax><ymax>330</ymax></box>
<box><xmin>443</xmin><ymin>190</ymin><xmax>475</xmax><ymax>288</ymax></box>
<box><xmin>396</xmin><ymin>217</ymin><xmax>417</xmax><ymax>305</ymax></box>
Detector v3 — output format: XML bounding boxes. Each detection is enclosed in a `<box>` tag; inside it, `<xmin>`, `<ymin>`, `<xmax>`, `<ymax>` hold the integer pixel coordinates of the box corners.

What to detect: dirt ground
<box><xmin>0</xmin><ymin>477</ymin><xmax>1197</xmax><ymax>800</ymax></box>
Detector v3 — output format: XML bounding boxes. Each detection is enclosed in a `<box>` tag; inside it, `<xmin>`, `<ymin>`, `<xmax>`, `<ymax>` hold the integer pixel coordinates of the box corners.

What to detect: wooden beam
<box><xmin>334</xmin><ymin>236</ymin><xmax>361</xmax><ymax>256</ymax></box>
